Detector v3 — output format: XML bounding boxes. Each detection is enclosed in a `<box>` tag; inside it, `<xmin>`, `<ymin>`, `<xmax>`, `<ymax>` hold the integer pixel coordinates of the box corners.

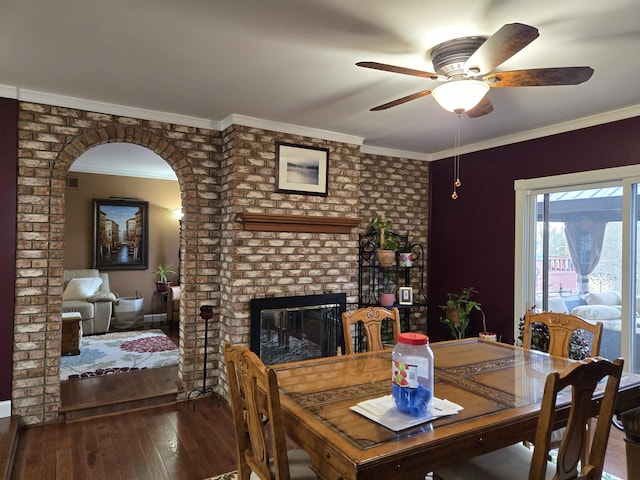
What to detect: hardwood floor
<box><xmin>11</xmin><ymin>397</ymin><xmax>631</xmax><ymax>479</ymax></box>
<box><xmin>13</xmin><ymin>398</ymin><xmax>235</xmax><ymax>480</ymax></box>
<box><xmin>9</xmin><ymin>323</ymin><xmax>631</xmax><ymax>479</ymax></box>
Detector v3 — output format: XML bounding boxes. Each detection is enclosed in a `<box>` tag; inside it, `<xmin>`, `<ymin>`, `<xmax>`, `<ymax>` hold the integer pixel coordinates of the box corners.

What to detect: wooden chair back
<box><xmin>529</xmin><ymin>357</ymin><xmax>623</xmax><ymax>480</ymax></box>
<box><xmin>341</xmin><ymin>306</ymin><xmax>401</xmax><ymax>354</ymax></box>
<box><xmin>224</xmin><ymin>343</ymin><xmax>292</xmax><ymax>480</ymax></box>
<box><xmin>523</xmin><ymin>310</ymin><xmax>603</xmax><ymax>358</ymax></box>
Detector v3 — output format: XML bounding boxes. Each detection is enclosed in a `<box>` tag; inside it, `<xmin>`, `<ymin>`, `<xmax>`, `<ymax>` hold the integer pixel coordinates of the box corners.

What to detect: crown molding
<box><xmin>221</xmin><ymin>114</ymin><xmax>364</xmax><ymax>146</ymax></box>
<box><xmin>69</xmin><ymin>164</ymin><xmax>177</xmax><ymax>181</ymax></box>
<box><xmin>3</xmin><ymin>84</ymin><xmax>639</xmax><ymax>163</ymax></box>
<box><xmin>9</xmin><ymin>87</ymin><xmax>215</xmax><ymax>130</ymax></box>
<box><xmin>359</xmin><ymin>144</ymin><xmax>430</xmax><ymax>161</ymax></box>
<box><xmin>0</xmin><ymin>85</ymin><xmax>17</xmax><ymax>98</ymax></box>
<box><xmin>429</xmin><ymin>104</ymin><xmax>640</xmax><ymax>161</ymax></box>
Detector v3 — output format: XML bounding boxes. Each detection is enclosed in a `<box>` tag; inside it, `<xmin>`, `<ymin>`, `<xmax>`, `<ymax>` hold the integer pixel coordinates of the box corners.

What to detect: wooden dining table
<box><xmin>271</xmin><ymin>338</ymin><xmax>640</xmax><ymax>480</ymax></box>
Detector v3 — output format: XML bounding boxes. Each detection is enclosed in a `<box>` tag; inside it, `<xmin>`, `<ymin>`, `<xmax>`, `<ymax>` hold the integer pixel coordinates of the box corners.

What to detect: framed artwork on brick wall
<box><xmin>275</xmin><ymin>142</ymin><xmax>329</xmax><ymax>196</ymax></box>
<box><xmin>92</xmin><ymin>198</ymin><xmax>149</xmax><ymax>270</ymax></box>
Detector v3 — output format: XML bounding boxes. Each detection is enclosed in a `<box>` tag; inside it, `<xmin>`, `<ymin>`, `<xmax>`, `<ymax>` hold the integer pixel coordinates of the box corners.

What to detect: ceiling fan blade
<box><xmin>356</xmin><ymin>61</ymin><xmax>439</xmax><ymax>79</ymax></box>
<box><xmin>465</xmin><ymin>96</ymin><xmax>494</xmax><ymax>118</ymax></box>
<box><xmin>370</xmin><ymin>89</ymin><xmax>433</xmax><ymax>111</ymax></box>
<box><xmin>482</xmin><ymin>67</ymin><xmax>594</xmax><ymax>87</ymax></box>
<box><xmin>465</xmin><ymin>23</ymin><xmax>539</xmax><ymax>75</ymax></box>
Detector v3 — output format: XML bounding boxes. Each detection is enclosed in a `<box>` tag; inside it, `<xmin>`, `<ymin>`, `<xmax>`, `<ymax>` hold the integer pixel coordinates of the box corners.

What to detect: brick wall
<box><xmin>12</xmin><ymin>103</ymin><xmax>429</xmax><ymax>424</ymax></box>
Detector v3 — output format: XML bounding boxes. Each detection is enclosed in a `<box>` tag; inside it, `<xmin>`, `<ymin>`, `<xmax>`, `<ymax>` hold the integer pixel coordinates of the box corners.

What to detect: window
<box><xmin>515</xmin><ymin>165</ymin><xmax>640</xmax><ymax>372</ymax></box>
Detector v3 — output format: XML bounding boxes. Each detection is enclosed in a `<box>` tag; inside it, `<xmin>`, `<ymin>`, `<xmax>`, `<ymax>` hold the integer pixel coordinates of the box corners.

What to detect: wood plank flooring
<box><xmin>11</xmin><ymin>398</ymin><xmax>630</xmax><ymax>479</ymax></box>
<box><xmin>60</xmin><ymin>366</ymin><xmax>180</xmax><ymax>422</ymax></box>
<box><xmin>9</xmin><ymin>322</ymin><xmax>632</xmax><ymax>479</ymax></box>
<box><xmin>13</xmin><ymin>398</ymin><xmax>235</xmax><ymax>480</ymax></box>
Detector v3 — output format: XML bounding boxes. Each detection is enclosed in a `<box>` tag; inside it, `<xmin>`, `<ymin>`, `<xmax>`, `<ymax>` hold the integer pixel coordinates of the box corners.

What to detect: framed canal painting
<box><xmin>92</xmin><ymin>198</ymin><xmax>149</xmax><ymax>270</ymax></box>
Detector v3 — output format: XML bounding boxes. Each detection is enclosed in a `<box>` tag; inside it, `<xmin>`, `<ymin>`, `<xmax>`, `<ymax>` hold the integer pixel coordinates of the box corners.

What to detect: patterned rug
<box><xmin>206</xmin><ymin>473</ymin><xmax>238</xmax><ymax>480</ymax></box>
<box><xmin>204</xmin><ymin>453</ymin><xmax>623</xmax><ymax>480</ymax></box>
<box><xmin>204</xmin><ymin>471</ymin><xmax>433</xmax><ymax>480</ymax></box>
<box><xmin>60</xmin><ymin>329</ymin><xmax>178</xmax><ymax>380</ymax></box>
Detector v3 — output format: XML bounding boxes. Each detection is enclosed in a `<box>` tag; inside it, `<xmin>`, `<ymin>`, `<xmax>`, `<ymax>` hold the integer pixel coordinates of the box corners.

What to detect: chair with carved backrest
<box><xmin>523</xmin><ymin>310</ymin><xmax>603</xmax><ymax>359</ymax></box>
<box><xmin>341</xmin><ymin>306</ymin><xmax>401</xmax><ymax>354</ymax></box>
<box><xmin>435</xmin><ymin>356</ymin><xmax>624</xmax><ymax>480</ymax></box>
<box><xmin>223</xmin><ymin>343</ymin><xmax>316</xmax><ymax>480</ymax></box>
<box><xmin>524</xmin><ymin>310</ymin><xmax>604</xmax><ymax>462</ymax></box>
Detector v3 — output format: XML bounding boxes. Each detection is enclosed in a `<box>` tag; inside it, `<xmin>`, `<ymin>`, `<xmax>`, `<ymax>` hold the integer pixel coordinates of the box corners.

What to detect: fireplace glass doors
<box><xmin>250</xmin><ymin>293</ymin><xmax>346</xmax><ymax>365</ymax></box>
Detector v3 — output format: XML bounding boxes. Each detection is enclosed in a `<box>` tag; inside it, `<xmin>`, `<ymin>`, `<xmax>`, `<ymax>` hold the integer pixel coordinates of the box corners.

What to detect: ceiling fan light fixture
<box><xmin>431</xmin><ymin>79</ymin><xmax>490</xmax><ymax>113</ymax></box>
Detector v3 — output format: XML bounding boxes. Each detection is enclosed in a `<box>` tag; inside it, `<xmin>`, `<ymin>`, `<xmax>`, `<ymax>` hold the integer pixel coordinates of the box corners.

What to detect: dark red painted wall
<box><xmin>0</xmin><ymin>98</ymin><xmax>17</xmax><ymax>402</ymax></box>
<box><xmin>428</xmin><ymin>116</ymin><xmax>640</xmax><ymax>343</ymax></box>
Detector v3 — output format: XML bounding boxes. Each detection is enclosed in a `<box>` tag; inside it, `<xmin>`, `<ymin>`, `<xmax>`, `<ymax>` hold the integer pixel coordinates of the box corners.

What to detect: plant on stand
<box><xmin>154</xmin><ymin>263</ymin><xmax>177</xmax><ymax>292</ymax></box>
<box><xmin>439</xmin><ymin>287</ymin><xmax>483</xmax><ymax>340</ymax></box>
<box><xmin>379</xmin><ymin>269</ymin><xmax>397</xmax><ymax>307</ymax></box>
<box><xmin>370</xmin><ymin>216</ymin><xmax>398</xmax><ymax>267</ymax></box>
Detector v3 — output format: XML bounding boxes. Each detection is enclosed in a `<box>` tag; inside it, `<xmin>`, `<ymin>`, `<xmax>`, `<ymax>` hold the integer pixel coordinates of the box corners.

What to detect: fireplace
<box><xmin>250</xmin><ymin>293</ymin><xmax>346</xmax><ymax>365</ymax></box>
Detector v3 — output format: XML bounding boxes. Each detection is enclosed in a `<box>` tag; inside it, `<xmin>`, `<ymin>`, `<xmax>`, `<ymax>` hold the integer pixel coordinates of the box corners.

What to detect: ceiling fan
<box><xmin>357</xmin><ymin>23</ymin><xmax>594</xmax><ymax>117</ymax></box>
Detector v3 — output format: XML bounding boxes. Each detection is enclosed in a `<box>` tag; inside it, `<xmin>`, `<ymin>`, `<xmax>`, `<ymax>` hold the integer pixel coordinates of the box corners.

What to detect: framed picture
<box><xmin>275</xmin><ymin>142</ymin><xmax>329</xmax><ymax>196</ymax></box>
<box><xmin>399</xmin><ymin>287</ymin><xmax>413</xmax><ymax>305</ymax></box>
<box><xmin>92</xmin><ymin>198</ymin><xmax>149</xmax><ymax>270</ymax></box>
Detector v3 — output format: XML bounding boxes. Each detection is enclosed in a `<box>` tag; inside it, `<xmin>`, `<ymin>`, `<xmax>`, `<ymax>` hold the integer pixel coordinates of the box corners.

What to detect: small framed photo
<box><xmin>399</xmin><ymin>287</ymin><xmax>413</xmax><ymax>305</ymax></box>
<box><xmin>275</xmin><ymin>142</ymin><xmax>329</xmax><ymax>196</ymax></box>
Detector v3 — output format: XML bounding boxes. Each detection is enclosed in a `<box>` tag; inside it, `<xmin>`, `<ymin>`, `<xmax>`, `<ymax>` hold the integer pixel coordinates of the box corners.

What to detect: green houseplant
<box><xmin>154</xmin><ymin>263</ymin><xmax>177</xmax><ymax>292</ymax></box>
<box><xmin>370</xmin><ymin>216</ymin><xmax>398</xmax><ymax>267</ymax></box>
<box><xmin>379</xmin><ymin>269</ymin><xmax>397</xmax><ymax>306</ymax></box>
<box><xmin>439</xmin><ymin>287</ymin><xmax>483</xmax><ymax>339</ymax></box>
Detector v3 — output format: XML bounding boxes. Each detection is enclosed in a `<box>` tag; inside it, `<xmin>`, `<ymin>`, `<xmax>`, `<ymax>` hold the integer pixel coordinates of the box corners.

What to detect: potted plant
<box><xmin>154</xmin><ymin>263</ymin><xmax>177</xmax><ymax>292</ymax></box>
<box><xmin>478</xmin><ymin>310</ymin><xmax>497</xmax><ymax>341</ymax></box>
<box><xmin>439</xmin><ymin>287</ymin><xmax>483</xmax><ymax>340</ymax></box>
<box><xmin>379</xmin><ymin>269</ymin><xmax>397</xmax><ymax>306</ymax></box>
<box><xmin>370</xmin><ymin>216</ymin><xmax>398</xmax><ymax>267</ymax></box>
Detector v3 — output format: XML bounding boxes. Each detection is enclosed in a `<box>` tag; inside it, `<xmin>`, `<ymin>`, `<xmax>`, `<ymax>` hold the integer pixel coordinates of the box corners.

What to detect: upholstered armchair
<box><xmin>62</xmin><ymin>269</ymin><xmax>117</xmax><ymax>335</ymax></box>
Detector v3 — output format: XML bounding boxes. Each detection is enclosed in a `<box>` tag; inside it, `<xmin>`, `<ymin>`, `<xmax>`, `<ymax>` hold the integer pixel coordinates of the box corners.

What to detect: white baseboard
<box><xmin>0</xmin><ymin>400</ymin><xmax>11</xmax><ymax>418</ymax></box>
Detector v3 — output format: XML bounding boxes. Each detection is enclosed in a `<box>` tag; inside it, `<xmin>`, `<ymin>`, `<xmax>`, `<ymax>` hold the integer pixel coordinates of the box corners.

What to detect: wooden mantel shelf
<box><xmin>238</xmin><ymin>213</ymin><xmax>361</xmax><ymax>233</ymax></box>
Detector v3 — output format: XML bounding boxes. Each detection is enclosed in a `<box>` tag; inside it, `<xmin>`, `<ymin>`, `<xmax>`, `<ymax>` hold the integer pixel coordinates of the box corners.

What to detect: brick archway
<box><xmin>14</xmin><ymin>104</ymin><xmax>222</xmax><ymax>424</ymax></box>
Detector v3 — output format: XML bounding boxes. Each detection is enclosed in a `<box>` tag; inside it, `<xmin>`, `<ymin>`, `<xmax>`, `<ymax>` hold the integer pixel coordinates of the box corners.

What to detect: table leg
<box><xmin>621</xmin><ymin>406</ymin><xmax>640</xmax><ymax>479</ymax></box>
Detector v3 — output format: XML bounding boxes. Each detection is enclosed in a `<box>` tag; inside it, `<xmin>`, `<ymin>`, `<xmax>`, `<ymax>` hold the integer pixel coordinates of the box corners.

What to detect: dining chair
<box><xmin>434</xmin><ymin>356</ymin><xmax>624</xmax><ymax>480</ymax></box>
<box><xmin>341</xmin><ymin>306</ymin><xmax>401</xmax><ymax>354</ymax></box>
<box><xmin>523</xmin><ymin>310</ymin><xmax>603</xmax><ymax>359</ymax></box>
<box><xmin>223</xmin><ymin>343</ymin><xmax>317</xmax><ymax>480</ymax></box>
<box><xmin>524</xmin><ymin>310</ymin><xmax>604</xmax><ymax>461</ymax></box>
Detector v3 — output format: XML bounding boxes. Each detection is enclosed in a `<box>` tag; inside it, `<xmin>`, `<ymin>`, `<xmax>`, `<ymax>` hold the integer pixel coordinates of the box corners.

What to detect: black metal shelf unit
<box><xmin>357</xmin><ymin>231</ymin><xmax>427</xmax><ymax>331</ymax></box>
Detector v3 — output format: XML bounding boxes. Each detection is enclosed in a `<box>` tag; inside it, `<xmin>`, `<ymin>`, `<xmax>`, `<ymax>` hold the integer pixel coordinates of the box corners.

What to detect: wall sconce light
<box><xmin>172</xmin><ymin>208</ymin><xmax>183</xmax><ymax>221</ymax></box>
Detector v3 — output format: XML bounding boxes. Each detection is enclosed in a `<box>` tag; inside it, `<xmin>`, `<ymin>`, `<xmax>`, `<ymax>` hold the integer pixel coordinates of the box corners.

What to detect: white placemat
<box><xmin>351</xmin><ymin>395</ymin><xmax>463</xmax><ymax>431</ymax></box>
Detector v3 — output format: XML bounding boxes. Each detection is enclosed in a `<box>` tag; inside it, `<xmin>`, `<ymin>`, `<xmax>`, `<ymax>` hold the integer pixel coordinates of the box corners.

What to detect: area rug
<box><xmin>60</xmin><ymin>329</ymin><xmax>178</xmax><ymax>380</ymax></box>
<box><xmin>205</xmin><ymin>471</ymin><xmax>433</xmax><ymax>480</ymax></box>
<box><xmin>204</xmin><ymin>454</ymin><xmax>623</xmax><ymax>480</ymax></box>
<box><xmin>205</xmin><ymin>472</ymin><xmax>238</xmax><ymax>480</ymax></box>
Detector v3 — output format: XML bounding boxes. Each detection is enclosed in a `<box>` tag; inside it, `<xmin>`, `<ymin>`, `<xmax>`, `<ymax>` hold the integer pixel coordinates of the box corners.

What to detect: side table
<box><xmin>151</xmin><ymin>291</ymin><xmax>168</xmax><ymax>327</ymax></box>
<box><xmin>61</xmin><ymin>312</ymin><xmax>82</xmax><ymax>355</ymax></box>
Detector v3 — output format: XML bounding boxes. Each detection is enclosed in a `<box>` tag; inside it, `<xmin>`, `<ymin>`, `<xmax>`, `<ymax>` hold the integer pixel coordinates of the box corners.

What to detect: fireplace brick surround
<box><xmin>11</xmin><ymin>100</ymin><xmax>429</xmax><ymax>424</ymax></box>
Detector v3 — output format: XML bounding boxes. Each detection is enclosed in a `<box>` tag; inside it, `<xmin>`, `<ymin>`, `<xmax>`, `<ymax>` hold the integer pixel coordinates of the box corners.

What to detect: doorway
<box><xmin>62</xmin><ymin>143</ymin><xmax>182</xmax><ymax>414</ymax></box>
<box><xmin>515</xmin><ymin>165</ymin><xmax>640</xmax><ymax>372</ymax></box>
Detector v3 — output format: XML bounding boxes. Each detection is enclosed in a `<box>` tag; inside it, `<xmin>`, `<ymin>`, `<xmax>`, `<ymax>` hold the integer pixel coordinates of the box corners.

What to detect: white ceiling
<box><xmin>2</xmin><ymin>0</ymin><xmax>640</xmax><ymax>180</ymax></box>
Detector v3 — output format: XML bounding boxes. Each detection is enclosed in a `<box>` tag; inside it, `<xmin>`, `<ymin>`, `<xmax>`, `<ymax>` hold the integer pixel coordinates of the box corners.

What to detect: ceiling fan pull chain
<box><xmin>455</xmin><ymin>115</ymin><xmax>462</xmax><ymax>188</ymax></box>
<box><xmin>451</xmin><ymin>114</ymin><xmax>462</xmax><ymax>200</ymax></box>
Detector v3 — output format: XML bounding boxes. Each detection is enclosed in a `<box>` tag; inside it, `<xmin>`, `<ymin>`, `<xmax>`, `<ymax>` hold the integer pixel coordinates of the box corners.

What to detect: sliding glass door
<box><xmin>515</xmin><ymin>166</ymin><xmax>640</xmax><ymax>373</ymax></box>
